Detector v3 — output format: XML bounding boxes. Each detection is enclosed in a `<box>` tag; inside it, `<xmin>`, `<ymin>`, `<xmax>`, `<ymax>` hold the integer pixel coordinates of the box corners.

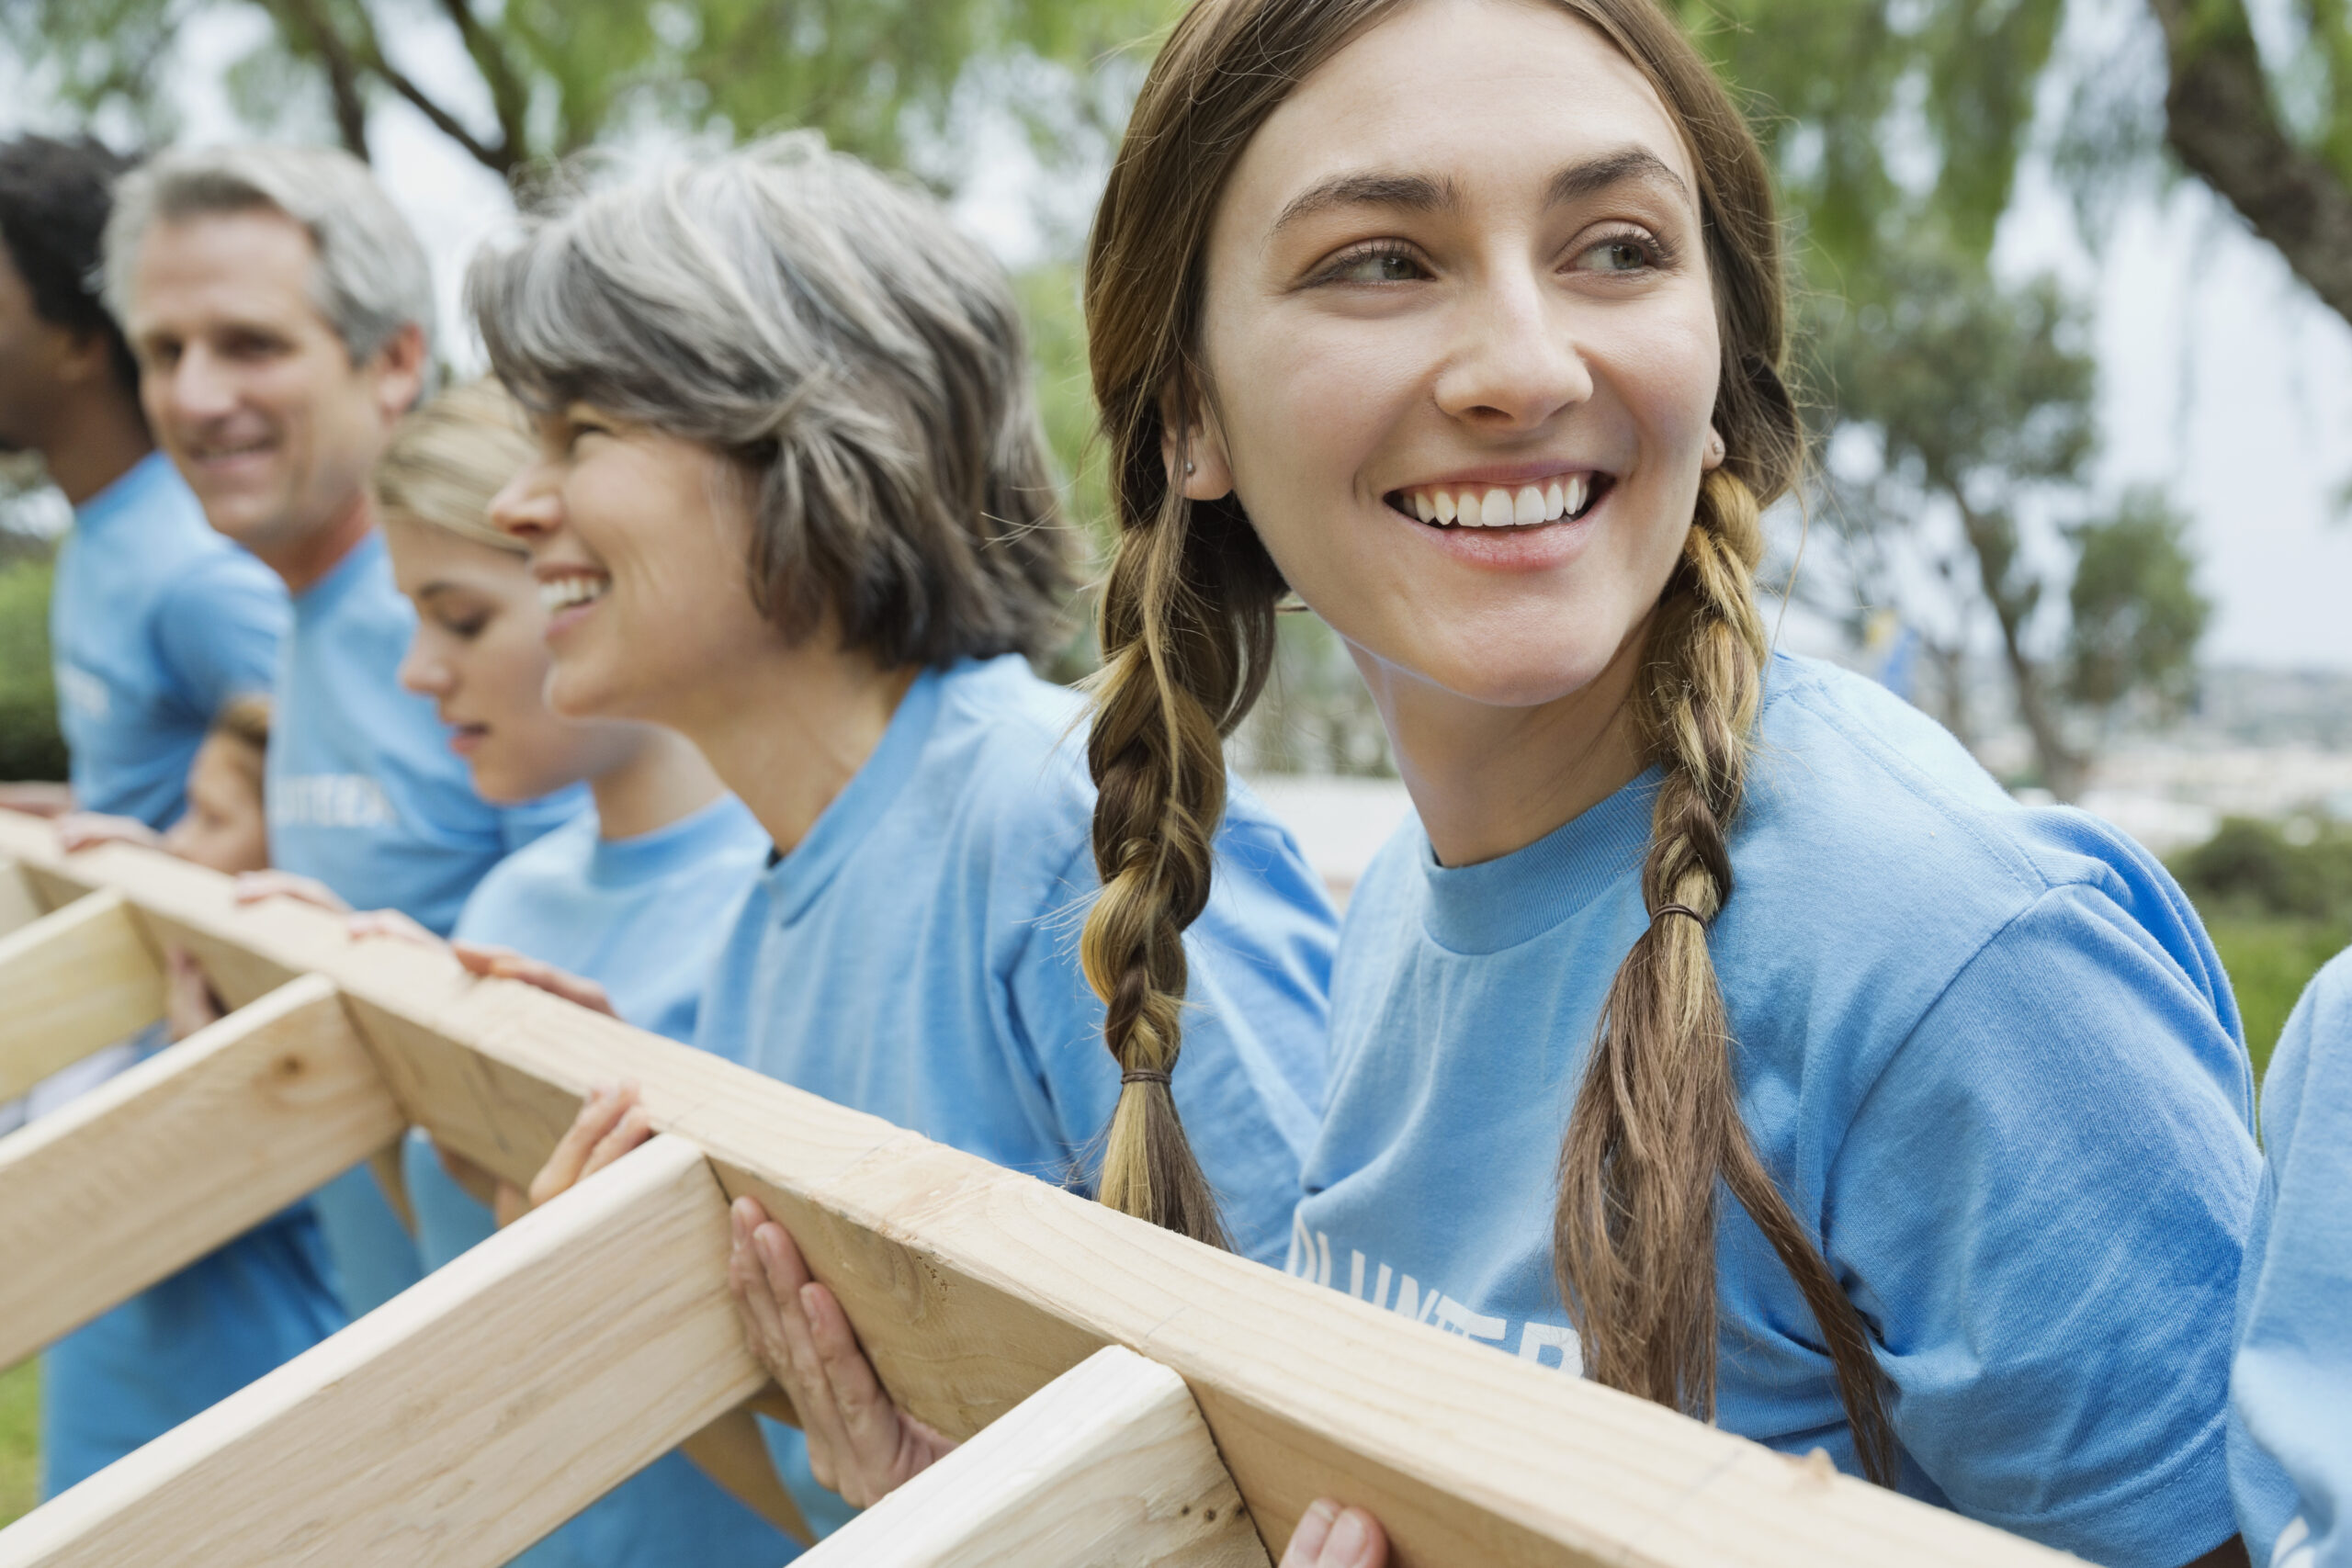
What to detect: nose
<box><xmin>158</xmin><ymin>343</ymin><xmax>241</xmax><ymax>425</ymax></box>
<box><xmin>398</xmin><ymin>634</ymin><xmax>454</xmax><ymax>700</ymax></box>
<box><xmin>1433</xmin><ymin>264</ymin><xmax>1593</xmax><ymax>432</ymax></box>
<box><xmin>490</xmin><ymin>457</ymin><xmax>563</xmax><ymax>547</ymax></box>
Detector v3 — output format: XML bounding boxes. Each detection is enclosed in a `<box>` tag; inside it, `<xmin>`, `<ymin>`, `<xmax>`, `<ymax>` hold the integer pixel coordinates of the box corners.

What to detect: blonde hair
<box><xmin>372</xmin><ymin>378</ymin><xmax>535</xmax><ymax>555</ymax></box>
<box><xmin>1080</xmin><ymin>0</ymin><xmax>1896</xmax><ymax>1483</ymax></box>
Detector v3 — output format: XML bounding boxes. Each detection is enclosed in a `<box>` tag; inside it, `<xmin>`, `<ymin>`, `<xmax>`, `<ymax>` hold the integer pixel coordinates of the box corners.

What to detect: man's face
<box><xmin>0</xmin><ymin>243</ymin><xmax>74</xmax><ymax>456</ymax></box>
<box><xmin>124</xmin><ymin>208</ymin><xmax>422</xmax><ymax>558</ymax></box>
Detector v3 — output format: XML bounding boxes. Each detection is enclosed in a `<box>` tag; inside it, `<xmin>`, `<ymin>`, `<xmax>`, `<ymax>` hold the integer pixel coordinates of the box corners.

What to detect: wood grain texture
<box><xmin>0</xmin><ymin>975</ymin><xmax>402</xmax><ymax>1368</ymax></box>
<box><xmin>0</xmin><ymin>888</ymin><xmax>164</xmax><ymax>1100</ymax></box>
<box><xmin>800</xmin><ymin>1346</ymin><xmax>1269</xmax><ymax>1568</ymax></box>
<box><xmin>0</xmin><ymin>1134</ymin><xmax>764</xmax><ymax>1568</ymax></box>
<box><xmin>0</xmin><ymin>810</ymin><xmax>2080</xmax><ymax>1568</ymax></box>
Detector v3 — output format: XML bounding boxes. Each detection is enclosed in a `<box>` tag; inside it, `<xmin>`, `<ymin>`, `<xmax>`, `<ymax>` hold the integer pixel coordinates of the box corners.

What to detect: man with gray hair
<box><xmin>107</xmin><ymin>145</ymin><xmax>584</xmax><ymax>1330</ymax></box>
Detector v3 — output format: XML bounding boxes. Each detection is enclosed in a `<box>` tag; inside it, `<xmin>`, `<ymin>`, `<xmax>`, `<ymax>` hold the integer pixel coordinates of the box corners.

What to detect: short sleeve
<box><xmin>1832</xmin><ymin>881</ymin><xmax>2258</xmax><ymax>1567</ymax></box>
<box><xmin>153</xmin><ymin>550</ymin><xmax>289</xmax><ymax>719</ymax></box>
<box><xmin>2231</xmin><ymin>953</ymin><xmax>2352</xmax><ymax>1568</ymax></box>
<box><xmin>1002</xmin><ymin>842</ymin><xmax>1318</xmax><ymax>1269</ymax></box>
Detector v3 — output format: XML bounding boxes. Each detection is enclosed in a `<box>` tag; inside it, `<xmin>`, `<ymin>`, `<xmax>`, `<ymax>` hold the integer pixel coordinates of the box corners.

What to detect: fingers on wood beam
<box><xmin>0</xmin><ymin>889</ymin><xmax>165</xmax><ymax>1100</ymax></box>
<box><xmin>0</xmin><ymin>1134</ymin><xmax>763</xmax><ymax>1568</ymax></box>
<box><xmin>0</xmin><ymin>975</ymin><xmax>400</xmax><ymax>1368</ymax></box>
<box><xmin>798</xmin><ymin>1346</ymin><xmax>1271</xmax><ymax>1568</ymax></box>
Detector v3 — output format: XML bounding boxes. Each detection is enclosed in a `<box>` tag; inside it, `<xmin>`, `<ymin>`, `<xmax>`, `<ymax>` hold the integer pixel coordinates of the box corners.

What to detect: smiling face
<box><xmin>125</xmin><ymin>209</ymin><xmax>422</xmax><ymax>563</ymax></box>
<box><xmin>1188</xmin><ymin>0</ymin><xmax>1721</xmax><ymax>713</ymax></box>
<box><xmin>488</xmin><ymin>408</ymin><xmax>785</xmax><ymax>729</ymax></box>
<box><xmin>385</xmin><ymin>513</ymin><xmax>640</xmax><ymax>803</ymax></box>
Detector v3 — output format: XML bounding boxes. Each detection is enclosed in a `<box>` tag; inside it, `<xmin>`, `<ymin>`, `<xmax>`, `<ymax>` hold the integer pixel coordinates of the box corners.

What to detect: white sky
<box><xmin>5</xmin><ymin>0</ymin><xmax>2347</xmax><ymax>670</ymax></box>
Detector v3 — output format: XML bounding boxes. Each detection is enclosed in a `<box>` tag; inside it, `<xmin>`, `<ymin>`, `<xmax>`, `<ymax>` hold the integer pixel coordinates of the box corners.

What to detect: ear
<box><xmin>1701</xmin><ymin>424</ymin><xmax>1726</xmax><ymax>473</ymax></box>
<box><xmin>368</xmin><ymin>321</ymin><xmax>429</xmax><ymax>423</ymax></box>
<box><xmin>52</xmin><ymin>327</ymin><xmax>115</xmax><ymax>390</ymax></box>
<box><xmin>1158</xmin><ymin>380</ymin><xmax>1237</xmax><ymax>502</ymax></box>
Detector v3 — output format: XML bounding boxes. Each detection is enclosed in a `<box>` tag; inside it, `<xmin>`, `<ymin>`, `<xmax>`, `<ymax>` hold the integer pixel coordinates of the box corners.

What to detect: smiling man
<box><xmin>103</xmin><ymin>146</ymin><xmax>585</xmax><ymax>1324</ymax></box>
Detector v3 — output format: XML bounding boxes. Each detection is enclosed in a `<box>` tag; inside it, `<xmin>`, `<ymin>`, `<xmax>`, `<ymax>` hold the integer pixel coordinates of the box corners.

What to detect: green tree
<box><xmin>2064</xmin><ymin>486</ymin><xmax>2211</xmax><ymax>726</ymax></box>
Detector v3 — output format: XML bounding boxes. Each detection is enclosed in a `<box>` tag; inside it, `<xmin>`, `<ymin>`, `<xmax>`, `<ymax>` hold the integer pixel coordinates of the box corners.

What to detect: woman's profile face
<box><xmin>1192</xmin><ymin>0</ymin><xmax>1723</xmax><ymax>714</ymax></box>
<box><xmin>490</xmin><ymin>410</ymin><xmax>782</xmax><ymax>730</ymax></box>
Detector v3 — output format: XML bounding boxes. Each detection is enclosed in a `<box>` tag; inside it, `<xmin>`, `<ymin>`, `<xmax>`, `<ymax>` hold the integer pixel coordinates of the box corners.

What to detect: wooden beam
<box><xmin>0</xmin><ymin>976</ymin><xmax>403</xmax><ymax>1369</ymax></box>
<box><xmin>0</xmin><ymin>888</ymin><xmax>164</xmax><ymax>1100</ymax></box>
<box><xmin>799</xmin><ymin>1345</ymin><xmax>1268</xmax><ymax>1568</ymax></box>
<box><xmin>0</xmin><ymin>809</ymin><xmax>2075</xmax><ymax>1568</ymax></box>
<box><xmin>0</xmin><ymin>859</ymin><xmax>47</xmax><ymax>935</ymax></box>
<box><xmin>0</xmin><ymin>1134</ymin><xmax>762</xmax><ymax>1568</ymax></box>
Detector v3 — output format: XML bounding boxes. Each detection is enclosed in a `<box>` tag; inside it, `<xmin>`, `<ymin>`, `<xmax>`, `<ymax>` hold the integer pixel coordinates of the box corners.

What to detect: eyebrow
<box><xmin>1271</xmin><ymin>146</ymin><xmax>1692</xmax><ymax>234</ymax></box>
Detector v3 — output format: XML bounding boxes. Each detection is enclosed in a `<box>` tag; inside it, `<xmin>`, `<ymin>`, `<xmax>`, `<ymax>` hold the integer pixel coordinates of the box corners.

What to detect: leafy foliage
<box><xmin>0</xmin><ymin>558</ymin><xmax>66</xmax><ymax>784</ymax></box>
<box><xmin>2064</xmin><ymin>486</ymin><xmax>2211</xmax><ymax>720</ymax></box>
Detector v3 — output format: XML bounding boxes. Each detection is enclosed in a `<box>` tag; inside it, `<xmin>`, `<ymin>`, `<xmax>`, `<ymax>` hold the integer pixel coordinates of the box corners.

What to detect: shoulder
<box><xmin>918</xmin><ymin>656</ymin><xmax>1099</xmax><ymax>862</ymax></box>
<box><xmin>2260</xmin><ymin>947</ymin><xmax>2352</xmax><ymax>1159</ymax></box>
<box><xmin>453</xmin><ymin>816</ymin><xmax>598</xmax><ymax>938</ymax></box>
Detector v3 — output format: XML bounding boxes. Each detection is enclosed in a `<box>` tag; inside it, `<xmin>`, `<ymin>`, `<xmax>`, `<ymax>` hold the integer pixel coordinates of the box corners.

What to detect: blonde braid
<box><xmin>1556</xmin><ymin>468</ymin><xmax>1897</xmax><ymax>1485</ymax></box>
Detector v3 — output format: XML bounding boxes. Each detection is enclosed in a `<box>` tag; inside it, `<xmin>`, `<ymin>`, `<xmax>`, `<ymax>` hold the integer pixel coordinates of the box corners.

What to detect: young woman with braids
<box><xmin>737</xmin><ymin>3</ymin><xmax>2269</xmax><ymax>1565</ymax></box>
<box><xmin>464</xmin><ymin>133</ymin><xmax>1336</xmax><ymax>1543</ymax></box>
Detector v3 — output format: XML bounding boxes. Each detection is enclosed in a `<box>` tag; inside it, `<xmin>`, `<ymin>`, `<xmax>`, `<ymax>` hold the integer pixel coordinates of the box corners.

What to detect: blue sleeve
<box><xmin>152</xmin><ymin>550</ymin><xmax>288</xmax><ymax>718</ymax></box>
<box><xmin>2232</xmin><ymin>953</ymin><xmax>2352</xmax><ymax>1568</ymax></box>
<box><xmin>1003</xmin><ymin>840</ymin><xmax>1323</xmax><ymax>1269</ymax></box>
<box><xmin>1832</xmin><ymin>882</ymin><xmax>2257</xmax><ymax>1567</ymax></box>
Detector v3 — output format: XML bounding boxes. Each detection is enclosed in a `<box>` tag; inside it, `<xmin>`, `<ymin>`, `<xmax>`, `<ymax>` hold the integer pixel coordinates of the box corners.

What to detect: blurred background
<box><xmin>1</xmin><ymin>0</ymin><xmax>2347</xmax><ymax>1513</ymax></box>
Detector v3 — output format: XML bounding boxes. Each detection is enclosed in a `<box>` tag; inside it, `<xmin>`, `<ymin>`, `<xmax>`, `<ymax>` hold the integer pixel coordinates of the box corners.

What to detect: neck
<box><xmin>586</xmin><ymin>726</ymin><xmax>729</xmax><ymax>841</ymax></box>
<box><xmin>266</xmin><ymin>491</ymin><xmax>378</xmax><ymax>596</ymax></box>
<box><xmin>665</xmin><ymin>640</ymin><xmax>918</xmax><ymax>856</ymax></box>
<box><xmin>44</xmin><ymin>387</ymin><xmax>153</xmax><ymax>507</ymax></box>
<box><xmin>1363</xmin><ymin>616</ymin><xmax>1653</xmax><ymax>869</ymax></box>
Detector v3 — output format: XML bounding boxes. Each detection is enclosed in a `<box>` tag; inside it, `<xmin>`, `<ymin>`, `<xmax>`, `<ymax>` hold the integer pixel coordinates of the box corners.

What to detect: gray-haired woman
<box><xmin>466</xmin><ymin>133</ymin><xmax>1337</xmax><ymax>1540</ymax></box>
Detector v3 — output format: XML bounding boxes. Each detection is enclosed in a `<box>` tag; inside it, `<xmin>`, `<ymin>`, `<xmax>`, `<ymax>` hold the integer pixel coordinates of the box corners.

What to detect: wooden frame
<box><xmin>0</xmin><ymin>810</ymin><xmax>2075</xmax><ymax>1567</ymax></box>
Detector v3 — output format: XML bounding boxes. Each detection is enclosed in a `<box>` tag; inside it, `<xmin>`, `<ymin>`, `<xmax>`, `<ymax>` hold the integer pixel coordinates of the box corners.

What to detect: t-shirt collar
<box><xmin>760</xmin><ymin>660</ymin><xmax>954</xmax><ymax>922</ymax></box>
<box><xmin>587</xmin><ymin>794</ymin><xmax>749</xmax><ymax>887</ymax></box>
<box><xmin>72</xmin><ymin>450</ymin><xmax>179</xmax><ymax>534</ymax></box>
<box><xmin>292</xmin><ymin>526</ymin><xmax>387</xmax><ymax>621</ymax></box>
<box><xmin>1418</xmin><ymin>765</ymin><xmax>1659</xmax><ymax>954</ymax></box>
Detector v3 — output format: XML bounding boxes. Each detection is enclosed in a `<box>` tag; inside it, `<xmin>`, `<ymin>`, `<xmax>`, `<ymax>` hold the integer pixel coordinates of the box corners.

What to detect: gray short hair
<box><xmin>468</xmin><ymin>131</ymin><xmax>1072</xmax><ymax>668</ymax></box>
<box><xmin>103</xmin><ymin>143</ymin><xmax>434</xmax><ymax>367</ymax></box>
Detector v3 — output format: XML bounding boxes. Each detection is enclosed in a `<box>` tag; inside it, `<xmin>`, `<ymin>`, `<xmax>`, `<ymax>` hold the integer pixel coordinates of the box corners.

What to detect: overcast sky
<box><xmin>6</xmin><ymin>0</ymin><xmax>2347</xmax><ymax>671</ymax></box>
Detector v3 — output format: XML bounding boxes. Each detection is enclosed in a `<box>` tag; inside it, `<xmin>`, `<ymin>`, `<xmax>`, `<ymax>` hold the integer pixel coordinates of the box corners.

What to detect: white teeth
<box><xmin>1544</xmin><ymin>479</ymin><xmax>1566</xmax><ymax>519</ymax></box>
<box><xmin>1563</xmin><ymin>475</ymin><xmax>1589</xmax><ymax>517</ymax></box>
<box><xmin>1413</xmin><ymin>491</ymin><xmax>1436</xmax><ymax>524</ymax></box>
<box><xmin>537</xmin><ymin>577</ymin><xmax>608</xmax><ymax>613</ymax></box>
<box><xmin>1478</xmin><ymin>489</ymin><xmax>1514</xmax><ymax>527</ymax></box>
<box><xmin>1433</xmin><ymin>490</ymin><xmax>1457</xmax><ymax>525</ymax></box>
<box><xmin>1513</xmin><ymin>486</ymin><xmax>1545</xmax><ymax>526</ymax></box>
<box><xmin>1402</xmin><ymin>475</ymin><xmax>1599</xmax><ymax>527</ymax></box>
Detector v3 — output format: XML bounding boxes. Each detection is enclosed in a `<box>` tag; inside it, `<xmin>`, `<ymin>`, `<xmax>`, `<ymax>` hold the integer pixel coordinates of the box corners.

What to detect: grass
<box><xmin>0</xmin><ymin>918</ymin><xmax>2335</xmax><ymax>1529</ymax></box>
<box><xmin>0</xmin><ymin>1359</ymin><xmax>37</xmax><ymax>1527</ymax></box>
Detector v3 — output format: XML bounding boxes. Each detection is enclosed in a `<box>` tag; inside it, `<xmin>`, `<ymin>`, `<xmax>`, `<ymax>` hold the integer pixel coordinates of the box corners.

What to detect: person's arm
<box><xmin>0</xmin><ymin>782</ymin><xmax>74</xmax><ymax>818</ymax></box>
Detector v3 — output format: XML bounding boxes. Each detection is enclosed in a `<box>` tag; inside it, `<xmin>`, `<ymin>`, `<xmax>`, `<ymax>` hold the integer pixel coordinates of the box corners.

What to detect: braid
<box><xmin>1555</xmin><ymin>468</ymin><xmax>1898</xmax><ymax>1486</ymax></box>
<box><xmin>1080</xmin><ymin>475</ymin><xmax>1281</xmax><ymax>1249</ymax></box>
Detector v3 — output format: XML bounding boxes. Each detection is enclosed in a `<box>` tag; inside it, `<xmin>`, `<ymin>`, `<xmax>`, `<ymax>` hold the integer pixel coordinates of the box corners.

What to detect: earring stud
<box><xmin>1185</xmin><ymin>460</ymin><xmax>1196</xmax><ymax>475</ymax></box>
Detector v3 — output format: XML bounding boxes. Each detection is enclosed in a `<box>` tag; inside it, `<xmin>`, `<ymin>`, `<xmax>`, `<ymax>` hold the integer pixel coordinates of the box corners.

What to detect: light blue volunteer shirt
<box><xmin>1292</xmin><ymin>653</ymin><xmax>2259</xmax><ymax>1568</ymax></box>
<box><xmin>36</xmin><ymin>451</ymin><xmax>340</xmax><ymax>1497</ymax></box>
<box><xmin>696</xmin><ymin>653</ymin><xmax>1334</xmax><ymax>1537</ymax></box>
<box><xmin>400</xmin><ymin>795</ymin><xmax>793</xmax><ymax>1568</ymax></box>
<box><xmin>273</xmin><ymin>527</ymin><xmax>584</xmax><ymax>1316</ymax></box>
<box><xmin>2230</xmin><ymin>953</ymin><xmax>2352</xmax><ymax>1568</ymax></box>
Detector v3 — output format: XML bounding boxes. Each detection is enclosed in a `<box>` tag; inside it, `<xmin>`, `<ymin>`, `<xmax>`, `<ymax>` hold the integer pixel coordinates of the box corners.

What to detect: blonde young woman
<box><xmin>727</xmin><ymin>3</ymin><xmax>2268</xmax><ymax>1566</ymax></box>
<box><xmin>360</xmin><ymin>380</ymin><xmax>796</xmax><ymax>1568</ymax></box>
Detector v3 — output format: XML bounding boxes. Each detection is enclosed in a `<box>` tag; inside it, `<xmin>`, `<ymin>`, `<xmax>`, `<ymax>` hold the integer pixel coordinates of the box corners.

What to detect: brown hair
<box><xmin>1080</xmin><ymin>0</ymin><xmax>1895</xmax><ymax>1483</ymax></box>
<box><xmin>205</xmin><ymin>694</ymin><xmax>272</xmax><ymax>795</ymax></box>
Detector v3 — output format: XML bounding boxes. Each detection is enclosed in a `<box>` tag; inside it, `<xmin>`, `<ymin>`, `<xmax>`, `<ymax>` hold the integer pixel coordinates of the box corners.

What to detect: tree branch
<box><xmin>433</xmin><ymin>0</ymin><xmax>532</xmax><ymax>171</ymax></box>
<box><xmin>2146</xmin><ymin>0</ymin><xmax>2352</xmax><ymax>326</ymax></box>
<box><xmin>369</xmin><ymin>53</ymin><xmax>514</xmax><ymax>174</ymax></box>
<box><xmin>273</xmin><ymin>0</ymin><xmax>373</xmax><ymax>161</ymax></box>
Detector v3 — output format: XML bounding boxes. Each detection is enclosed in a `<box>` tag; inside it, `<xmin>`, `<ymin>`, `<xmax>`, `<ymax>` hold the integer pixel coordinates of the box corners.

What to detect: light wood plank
<box><xmin>0</xmin><ymin>888</ymin><xmax>164</xmax><ymax>1100</ymax></box>
<box><xmin>0</xmin><ymin>975</ymin><xmax>403</xmax><ymax>1369</ymax></box>
<box><xmin>0</xmin><ymin>860</ymin><xmax>47</xmax><ymax>935</ymax></box>
<box><xmin>0</xmin><ymin>1134</ymin><xmax>761</xmax><ymax>1568</ymax></box>
<box><xmin>0</xmin><ymin>809</ymin><xmax>2079</xmax><ymax>1568</ymax></box>
<box><xmin>800</xmin><ymin>1345</ymin><xmax>1268</xmax><ymax>1568</ymax></box>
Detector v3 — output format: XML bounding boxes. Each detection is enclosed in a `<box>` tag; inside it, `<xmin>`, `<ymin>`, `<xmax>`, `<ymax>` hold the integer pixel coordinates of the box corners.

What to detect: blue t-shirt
<box><xmin>36</xmin><ymin>453</ymin><xmax>337</xmax><ymax>1497</ymax></box>
<box><xmin>1290</xmin><ymin>654</ymin><xmax>2257</xmax><ymax>1568</ymax></box>
<box><xmin>271</xmin><ymin>526</ymin><xmax>585</xmax><ymax>1316</ymax></box>
<box><xmin>696</xmin><ymin>653</ymin><xmax>1335</xmax><ymax>1534</ymax></box>
<box><xmin>2231</xmin><ymin>953</ymin><xmax>2352</xmax><ymax>1568</ymax></box>
<box><xmin>50</xmin><ymin>451</ymin><xmax>288</xmax><ymax>828</ymax></box>
<box><xmin>401</xmin><ymin>795</ymin><xmax>787</xmax><ymax>1568</ymax></box>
